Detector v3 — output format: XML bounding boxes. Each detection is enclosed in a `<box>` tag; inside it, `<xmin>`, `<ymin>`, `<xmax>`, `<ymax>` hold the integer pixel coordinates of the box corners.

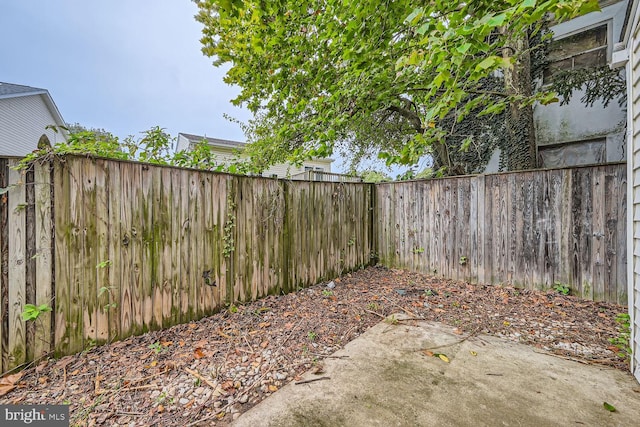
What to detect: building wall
<box><xmin>627</xmin><ymin>0</ymin><xmax>640</xmax><ymax>384</ymax></box>
<box><xmin>177</xmin><ymin>134</ymin><xmax>332</xmax><ymax>178</ymax></box>
<box><xmin>263</xmin><ymin>159</ymin><xmax>332</xmax><ymax>178</ymax></box>
<box><xmin>534</xmin><ymin>1</ymin><xmax>628</xmax><ymax>166</ymax></box>
<box><xmin>0</xmin><ymin>94</ymin><xmax>67</xmax><ymax>157</ymax></box>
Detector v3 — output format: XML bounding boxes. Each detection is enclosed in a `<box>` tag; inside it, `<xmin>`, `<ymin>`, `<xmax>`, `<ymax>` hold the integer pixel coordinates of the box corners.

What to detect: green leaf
<box><xmin>519</xmin><ymin>0</ymin><xmax>536</xmax><ymax>10</ymax></box>
<box><xmin>603</xmin><ymin>402</ymin><xmax>616</xmax><ymax>412</ymax></box>
<box><xmin>487</xmin><ymin>13</ymin><xmax>507</xmax><ymax>28</ymax></box>
<box><xmin>456</xmin><ymin>43</ymin><xmax>472</xmax><ymax>55</ymax></box>
<box><xmin>405</xmin><ymin>7</ymin><xmax>424</xmax><ymax>25</ymax></box>
<box><xmin>476</xmin><ymin>56</ymin><xmax>498</xmax><ymax>71</ymax></box>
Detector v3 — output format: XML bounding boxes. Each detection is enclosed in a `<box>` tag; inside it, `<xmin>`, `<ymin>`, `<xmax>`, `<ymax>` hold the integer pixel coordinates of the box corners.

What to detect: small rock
<box><xmin>239</xmin><ymin>394</ymin><xmax>249</xmax><ymax>404</ymax></box>
<box><xmin>326</xmin><ymin>281</ymin><xmax>335</xmax><ymax>289</ymax></box>
<box><xmin>179</xmin><ymin>398</ymin><xmax>190</xmax><ymax>405</ymax></box>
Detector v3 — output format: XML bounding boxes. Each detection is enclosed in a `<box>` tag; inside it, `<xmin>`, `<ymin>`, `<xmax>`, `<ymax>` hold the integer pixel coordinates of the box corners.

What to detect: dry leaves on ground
<box><xmin>0</xmin><ymin>266</ymin><xmax>629</xmax><ymax>426</ymax></box>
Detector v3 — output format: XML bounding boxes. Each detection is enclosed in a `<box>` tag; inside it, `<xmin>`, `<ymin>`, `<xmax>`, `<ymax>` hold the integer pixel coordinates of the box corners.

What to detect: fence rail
<box><xmin>290</xmin><ymin>170</ymin><xmax>363</xmax><ymax>183</ymax></box>
<box><xmin>0</xmin><ymin>156</ymin><xmax>627</xmax><ymax>374</ymax></box>
<box><xmin>375</xmin><ymin>163</ymin><xmax>627</xmax><ymax>303</ymax></box>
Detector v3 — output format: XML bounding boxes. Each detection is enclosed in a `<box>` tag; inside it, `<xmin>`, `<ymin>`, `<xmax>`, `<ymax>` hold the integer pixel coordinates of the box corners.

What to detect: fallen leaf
<box><xmin>283</xmin><ymin>311</ymin><xmax>294</xmax><ymax>318</ymax></box>
<box><xmin>470</xmin><ymin>351</ymin><xmax>478</xmax><ymax>356</ymax></box>
<box><xmin>268</xmin><ymin>385</ymin><xmax>278</xmax><ymax>392</ymax></box>
<box><xmin>157</xmin><ymin>404</ymin><xmax>165</xmax><ymax>413</ymax></box>
<box><xmin>437</xmin><ymin>354</ymin><xmax>450</xmax><ymax>363</ymax></box>
<box><xmin>453</xmin><ymin>328</ymin><xmax>463</xmax><ymax>335</ymax></box>
<box><xmin>260</xmin><ymin>341</ymin><xmax>269</xmax><ymax>348</ymax></box>
<box><xmin>422</xmin><ymin>350</ymin><xmax>434</xmax><ymax>357</ymax></box>
<box><xmin>194</xmin><ymin>348</ymin><xmax>205</xmax><ymax>359</ymax></box>
<box><xmin>598</xmin><ymin>312</ymin><xmax>607</xmax><ymax>318</ymax></box>
<box><xmin>258</xmin><ymin>322</ymin><xmax>271</xmax><ymax>328</ymax></box>
<box><xmin>503</xmin><ymin>321</ymin><xmax>510</xmax><ymax>326</ymax></box>
<box><xmin>284</xmin><ymin>322</ymin><xmax>294</xmax><ymax>330</ymax></box>
<box><xmin>312</xmin><ymin>364</ymin><xmax>325</xmax><ymax>374</ymax></box>
<box><xmin>0</xmin><ymin>372</ymin><xmax>23</xmax><ymax>397</ymax></box>
<box><xmin>603</xmin><ymin>402</ymin><xmax>616</xmax><ymax>412</ymax></box>
<box><xmin>161</xmin><ymin>341</ymin><xmax>173</xmax><ymax>347</ymax></box>
<box><xmin>70</xmin><ymin>369</ymin><xmax>80</xmax><ymax>376</ymax></box>
<box><xmin>179</xmin><ymin>340</ymin><xmax>185</xmax><ymax>347</ymax></box>
<box><xmin>188</xmin><ymin>323</ymin><xmax>197</xmax><ymax>329</ymax></box>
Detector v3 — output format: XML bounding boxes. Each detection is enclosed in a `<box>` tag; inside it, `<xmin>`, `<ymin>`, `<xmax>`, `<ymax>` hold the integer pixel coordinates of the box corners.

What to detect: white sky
<box><xmin>0</xmin><ymin>0</ymin><xmax>410</xmax><ymax>175</ymax></box>
<box><xmin>0</xmin><ymin>0</ymin><xmax>249</xmax><ymax>144</ymax></box>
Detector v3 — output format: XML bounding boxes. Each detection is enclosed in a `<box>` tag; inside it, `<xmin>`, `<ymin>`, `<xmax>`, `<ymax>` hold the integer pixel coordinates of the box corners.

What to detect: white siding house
<box><xmin>176</xmin><ymin>133</ymin><xmax>333</xmax><ymax>179</ymax></box>
<box><xmin>0</xmin><ymin>82</ymin><xmax>67</xmax><ymax>157</ymax></box>
<box><xmin>613</xmin><ymin>0</ymin><xmax>639</xmax><ymax>384</ymax></box>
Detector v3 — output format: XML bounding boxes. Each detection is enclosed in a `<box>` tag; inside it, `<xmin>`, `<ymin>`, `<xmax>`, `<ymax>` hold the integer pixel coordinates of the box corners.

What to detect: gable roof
<box><xmin>0</xmin><ymin>82</ymin><xmax>66</xmax><ymax>127</ymax></box>
<box><xmin>178</xmin><ymin>132</ymin><xmax>246</xmax><ymax>149</ymax></box>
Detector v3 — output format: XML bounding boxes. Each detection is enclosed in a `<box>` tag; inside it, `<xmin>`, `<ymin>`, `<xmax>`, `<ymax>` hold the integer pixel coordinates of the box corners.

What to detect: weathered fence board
<box><xmin>376</xmin><ymin>163</ymin><xmax>627</xmax><ymax>302</ymax></box>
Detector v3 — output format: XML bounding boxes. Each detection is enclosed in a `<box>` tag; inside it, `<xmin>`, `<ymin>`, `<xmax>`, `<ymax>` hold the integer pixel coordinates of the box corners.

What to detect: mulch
<box><xmin>0</xmin><ymin>266</ymin><xmax>630</xmax><ymax>426</ymax></box>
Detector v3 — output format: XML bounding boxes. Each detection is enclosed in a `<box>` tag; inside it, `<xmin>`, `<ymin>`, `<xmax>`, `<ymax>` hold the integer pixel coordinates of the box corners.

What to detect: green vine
<box><xmin>223</xmin><ymin>192</ymin><xmax>236</xmax><ymax>258</ymax></box>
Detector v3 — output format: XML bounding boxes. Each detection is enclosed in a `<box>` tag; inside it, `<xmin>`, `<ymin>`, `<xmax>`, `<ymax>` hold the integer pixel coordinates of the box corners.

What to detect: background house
<box><xmin>176</xmin><ymin>132</ymin><xmax>347</xmax><ymax>181</ymax></box>
<box><xmin>534</xmin><ymin>0</ymin><xmax>628</xmax><ymax>168</ymax></box>
<box><xmin>483</xmin><ymin>0</ymin><xmax>628</xmax><ymax>172</ymax></box>
<box><xmin>0</xmin><ymin>82</ymin><xmax>67</xmax><ymax>157</ymax></box>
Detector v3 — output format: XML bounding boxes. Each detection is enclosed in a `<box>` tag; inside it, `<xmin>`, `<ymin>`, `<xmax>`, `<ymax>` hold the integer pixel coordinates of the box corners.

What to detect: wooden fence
<box><xmin>0</xmin><ymin>156</ymin><xmax>627</xmax><ymax>374</ymax></box>
<box><xmin>0</xmin><ymin>156</ymin><xmax>373</xmax><ymax>373</ymax></box>
<box><xmin>375</xmin><ymin>163</ymin><xmax>627</xmax><ymax>304</ymax></box>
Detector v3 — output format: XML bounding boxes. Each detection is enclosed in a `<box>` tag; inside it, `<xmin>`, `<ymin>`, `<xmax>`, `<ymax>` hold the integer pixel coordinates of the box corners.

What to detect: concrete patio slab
<box><xmin>233</xmin><ymin>314</ymin><xmax>640</xmax><ymax>427</ymax></box>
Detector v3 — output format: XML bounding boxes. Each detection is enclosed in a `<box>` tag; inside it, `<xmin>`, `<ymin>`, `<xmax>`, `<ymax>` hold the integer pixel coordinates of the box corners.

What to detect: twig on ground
<box><xmin>382</xmin><ymin>296</ymin><xmax>422</xmax><ymax>318</ymax></box>
<box><xmin>364</xmin><ymin>309</ymin><xmax>385</xmax><ymax>319</ymax></box>
<box><xmin>185</xmin><ymin>368</ymin><xmax>218</xmax><ymax>389</ymax></box>
<box><xmin>295</xmin><ymin>376</ymin><xmax>331</xmax><ymax>385</ymax></box>
<box><xmin>532</xmin><ymin>350</ymin><xmax>613</xmax><ymax>366</ymax></box>
<box><xmin>96</xmin><ymin>384</ymin><xmax>158</xmax><ymax>396</ymax></box>
<box><xmin>243</xmin><ymin>335</ymin><xmax>255</xmax><ymax>353</ymax></box>
<box><xmin>185</xmin><ymin>413</ymin><xmax>217</xmax><ymax>427</ymax></box>
<box><xmin>281</xmin><ymin>320</ymin><xmax>302</xmax><ymax>346</ymax></box>
<box><xmin>422</xmin><ymin>326</ymin><xmax>481</xmax><ymax>351</ymax></box>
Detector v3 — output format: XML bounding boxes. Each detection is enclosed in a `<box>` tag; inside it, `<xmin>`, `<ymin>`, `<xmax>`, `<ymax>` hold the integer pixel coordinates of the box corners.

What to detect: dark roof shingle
<box><xmin>178</xmin><ymin>132</ymin><xmax>246</xmax><ymax>148</ymax></box>
<box><xmin>0</xmin><ymin>82</ymin><xmax>46</xmax><ymax>98</ymax></box>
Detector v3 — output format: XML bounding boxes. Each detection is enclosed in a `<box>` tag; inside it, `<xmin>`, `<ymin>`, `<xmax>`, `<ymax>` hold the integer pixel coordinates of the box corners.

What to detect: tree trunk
<box><xmin>502</xmin><ymin>30</ymin><xmax>537</xmax><ymax>170</ymax></box>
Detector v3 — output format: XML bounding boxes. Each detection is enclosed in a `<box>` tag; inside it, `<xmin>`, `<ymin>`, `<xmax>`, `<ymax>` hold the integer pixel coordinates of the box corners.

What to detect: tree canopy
<box><xmin>195</xmin><ymin>0</ymin><xmax>599</xmax><ymax>176</ymax></box>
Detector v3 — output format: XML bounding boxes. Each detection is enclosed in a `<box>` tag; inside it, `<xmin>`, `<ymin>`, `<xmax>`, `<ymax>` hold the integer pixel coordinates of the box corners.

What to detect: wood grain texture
<box><xmin>7</xmin><ymin>161</ymin><xmax>26</xmax><ymax>368</ymax></box>
<box><xmin>375</xmin><ymin>164</ymin><xmax>627</xmax><ymax>301</ymax></box>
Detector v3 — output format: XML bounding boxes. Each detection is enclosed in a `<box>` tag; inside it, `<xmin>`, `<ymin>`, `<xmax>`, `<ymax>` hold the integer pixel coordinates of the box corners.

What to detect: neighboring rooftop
<box><xmin>0</xmin><ymin>82</ymin><xmax>47</xmax><ymax>98</ymax></box>
<box><xmin>178</xmin><ymin>132</ymin><xmax>246</xmax><ymax>149</ymax></box>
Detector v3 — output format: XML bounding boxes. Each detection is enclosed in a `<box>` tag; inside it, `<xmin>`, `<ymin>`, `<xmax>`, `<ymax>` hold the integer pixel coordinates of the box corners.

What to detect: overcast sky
<box><xmin>0</xmin><ymin>0</ymin><xmax>250</xmax><ymax>144</ymax></box>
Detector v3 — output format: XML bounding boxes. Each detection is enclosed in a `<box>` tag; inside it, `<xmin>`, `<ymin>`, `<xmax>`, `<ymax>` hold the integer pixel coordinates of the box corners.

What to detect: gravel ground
<box><xmin>0</xmin><ymin>266</ymin><xmax>630</xmax><ymax>426</ymax></box>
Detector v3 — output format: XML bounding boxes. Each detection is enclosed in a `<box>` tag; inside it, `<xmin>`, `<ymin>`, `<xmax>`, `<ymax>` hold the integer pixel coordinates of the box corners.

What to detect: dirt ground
<box><xmin>0</xmin><ymin>266</ymin><xmax>630</xmax><ymax>426</ymax></box>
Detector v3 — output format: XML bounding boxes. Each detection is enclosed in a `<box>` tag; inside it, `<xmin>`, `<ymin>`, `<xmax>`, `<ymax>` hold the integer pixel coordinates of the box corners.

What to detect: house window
<box><xmin>314</xmin><ymin>167</ymin><xmax>324</xmax><ymax>172</ymax></box>
<box><xmin>543</xmin><ymin>24</ymin><xmax>608</xmax><ymax>83</ymax></box>
<box><xmin>304</xmin><ymin>166</ymin><xmax>313</xmax><ymax>171</ymax></box>
<box><xmin>538</xmin><ymin>139</ymin><xmax>605</xmax><ymax>168</ymax></box>
<box><xmin>270</xmin><ymin>174</ymin><xmax>278</xmax><ymax>178</ymax></box>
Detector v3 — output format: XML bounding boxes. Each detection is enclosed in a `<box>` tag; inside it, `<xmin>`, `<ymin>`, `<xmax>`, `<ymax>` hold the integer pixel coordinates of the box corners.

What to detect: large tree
<box><xmin>195</xmin><ymin>0</ymin><xmax>599</xmax><ymax>175</ymax></box>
